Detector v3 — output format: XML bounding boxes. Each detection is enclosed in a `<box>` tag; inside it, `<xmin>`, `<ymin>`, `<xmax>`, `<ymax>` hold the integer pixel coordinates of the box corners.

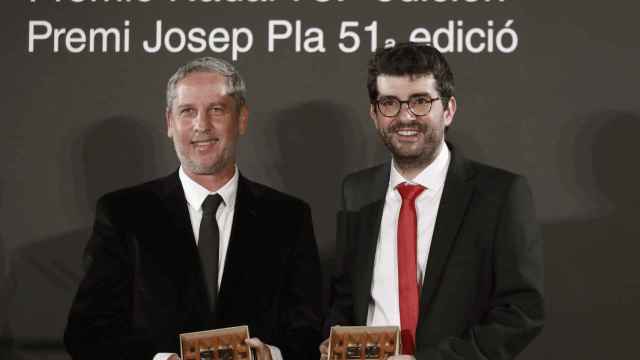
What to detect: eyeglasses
<box><xmin>375</xmin><ymin>95</ymin><xmax>442</xmax><ymax>117</ymax></box>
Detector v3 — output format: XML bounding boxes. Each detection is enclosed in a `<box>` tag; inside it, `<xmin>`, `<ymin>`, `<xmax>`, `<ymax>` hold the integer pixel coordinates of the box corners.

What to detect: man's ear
<box><xmin>369</xmin><ymin>104</ymin><xmax>379</xmax><ymax>129</ymax></box>
<box><xmin>166</xmin><ymin>109</ymin><xmax>174</xmax><ymax>138</ymax></box>
<box><xmin>443</xmin><ymin>96</ymin><xmax>456</xmax><ymax>127</ymax></box>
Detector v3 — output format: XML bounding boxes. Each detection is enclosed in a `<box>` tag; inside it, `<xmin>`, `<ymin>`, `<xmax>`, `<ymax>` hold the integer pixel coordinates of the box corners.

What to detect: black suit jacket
<box><xmin>327</xmin><ymin>146</ymin><xmax>544</xmax><ymax>360</ymax></box>
<box><xmin>64</xmin><ymin>172</ymin><xmax>323</xmax><ymax>360</ymax></box>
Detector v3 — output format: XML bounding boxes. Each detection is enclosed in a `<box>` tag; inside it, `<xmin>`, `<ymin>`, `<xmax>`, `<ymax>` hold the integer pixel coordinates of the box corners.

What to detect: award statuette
<box><xmin>328</xmin><ymin>326</ymin><xmax>400</xmax><ymax>360</ymax></box>
<box><xmin>180</xmin><ymin>325</ymin><xmax>252</xmax><ymax>360</ymax></box>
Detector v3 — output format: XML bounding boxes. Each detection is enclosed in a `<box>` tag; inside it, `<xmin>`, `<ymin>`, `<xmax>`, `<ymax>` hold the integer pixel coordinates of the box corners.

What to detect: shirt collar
<box><xmin>388</xmin><ymin>141</ymin><xmax>451</xmax><ymax>194</ymax></box>
<box><xmin>178</xmin><ymin>166</ymin><xmax>239</xmax><ymax>212</ymax></box>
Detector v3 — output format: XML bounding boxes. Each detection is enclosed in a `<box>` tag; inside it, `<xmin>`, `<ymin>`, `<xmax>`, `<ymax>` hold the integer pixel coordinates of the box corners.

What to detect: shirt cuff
<box><xmin>153</xmin><ymin>353</ymin><xmax>178</xmax><ymax>360</ymax></box>
<box><xmin>268</xmin><ymin>344</ymin><xmax>283</xmax><ymax>360</ymax></box>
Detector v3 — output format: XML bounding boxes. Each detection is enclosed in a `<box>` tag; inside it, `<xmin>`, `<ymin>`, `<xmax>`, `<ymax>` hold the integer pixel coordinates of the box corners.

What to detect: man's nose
<box><xmin>193</xmin><ymin>111</ymin><xmax>212</xmax><ymax>131</ymax></box>
<box><xmin>398</xmin><ymin>102</ymin><xmax>416</xmax><ymax>122</ymax></box>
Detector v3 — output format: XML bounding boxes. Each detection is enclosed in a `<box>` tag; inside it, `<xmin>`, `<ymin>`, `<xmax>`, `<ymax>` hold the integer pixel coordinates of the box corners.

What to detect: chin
<box><xmin>391</xmin><ymin>144</ymin><xmax>425</xmax><ymax>158</ymax></box>
<box><xmin>182</xmin><ymin>161</ymin><xmax>216</xmax><ymax>175</ymax></box>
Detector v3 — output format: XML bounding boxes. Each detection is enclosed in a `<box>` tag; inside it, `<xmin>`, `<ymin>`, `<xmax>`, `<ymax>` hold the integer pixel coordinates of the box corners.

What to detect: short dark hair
<box><xmin>367</xmin><ymin>43</ymin><xmax>455</xmax><ymax>106</ymax></box>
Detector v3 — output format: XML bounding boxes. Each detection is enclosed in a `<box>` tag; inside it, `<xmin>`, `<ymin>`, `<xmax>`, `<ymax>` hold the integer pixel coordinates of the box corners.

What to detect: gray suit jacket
<box><xmin>327</xmin><ymin>145</ymin><xmax>544</xmax><ymax>360</ymax></box>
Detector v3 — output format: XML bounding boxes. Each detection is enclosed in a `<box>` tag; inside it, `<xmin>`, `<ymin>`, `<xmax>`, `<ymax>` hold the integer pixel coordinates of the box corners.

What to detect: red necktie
<box><xmin>396</xmin><ymin>183</ymin><xmax>425</xmax><ymax>355</ymax></box>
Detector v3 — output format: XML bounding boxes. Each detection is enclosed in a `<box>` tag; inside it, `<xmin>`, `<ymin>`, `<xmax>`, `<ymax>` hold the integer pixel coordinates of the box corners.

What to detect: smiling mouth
<box><xmin>393</xmin><ymin>127</ymin><xmax>423</xmax><ymax>138</ymax></box>
<box><xmin>191</xmin><ymin>138</ymin><xmax>219</xmax><ymax>148</ymax></box>
<box><xmin>396</xmin><ymin>130</ymin><xmax>419</xmax><ymax>136</ymax></box>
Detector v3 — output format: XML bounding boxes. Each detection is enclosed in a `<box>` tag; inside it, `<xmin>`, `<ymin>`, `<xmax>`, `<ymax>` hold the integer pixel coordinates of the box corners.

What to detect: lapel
<box><xmin>159</xmin><ymin>172</ymin><xmax>196</xmax><ymax>248</ymax></box>
<box><xmin>418</xmin><ymin>145</ymin><xmax>475</xmax><ymax>321</ymax></box>
<box><xmin>353</xmin><ymin>163</ymin><xmax>390</xmax><ymax>325</ymax></box>
<box><xmin>217</xmin><ymin>174</ymin><xmax>259</xmax><ymax>312</ymax></box>
<box><xmin>158</xmin><ymin>171</ymin><xmax>210</xmax><ymax>325</ymax></box>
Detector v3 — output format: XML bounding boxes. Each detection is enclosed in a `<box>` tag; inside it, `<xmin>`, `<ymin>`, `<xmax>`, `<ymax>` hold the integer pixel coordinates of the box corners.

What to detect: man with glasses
<box><xmin>321</xmin><ymin>43</ymin><xmax>544</xmax><ymax>359</ymax></box>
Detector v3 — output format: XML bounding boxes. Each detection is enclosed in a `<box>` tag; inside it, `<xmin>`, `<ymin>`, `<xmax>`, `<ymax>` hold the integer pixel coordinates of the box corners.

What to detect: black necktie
<box><xmin>198</xmin><ymin>194</ymin><xmax>223</xmax><ymax>316</ymax></box>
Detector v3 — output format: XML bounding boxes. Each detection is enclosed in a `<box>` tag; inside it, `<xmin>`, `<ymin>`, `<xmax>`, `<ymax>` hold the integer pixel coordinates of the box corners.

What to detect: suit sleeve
<box><xmin>324</xmin><ymin>178</ymin><xmax>357</xmax><ymax>335</ymax></box>
<box><xmin>416</xmin><ymin>176</ymin><xmax>544</xmax><ymax>360</ymax></box>
<box><xmin>64</xmin><ymin>196</ymin><xmax>155</xmax><ymax>360</ymax></box>
<box><xmin>277</xmin><ymin>203</ymin><xmax>324</xmax><ymax>360</ymax></box>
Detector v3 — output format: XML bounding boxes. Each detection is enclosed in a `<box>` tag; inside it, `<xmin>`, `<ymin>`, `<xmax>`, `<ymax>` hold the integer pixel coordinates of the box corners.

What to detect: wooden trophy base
<box><xmin>180</xmin><ymin>325</ymin><xmax>252</xmax><ymax>360</ymax></box>
<box><xmin>328</xmin><ymin>326</ymin><xmax>400</xmax><ymax>360</ymax></box>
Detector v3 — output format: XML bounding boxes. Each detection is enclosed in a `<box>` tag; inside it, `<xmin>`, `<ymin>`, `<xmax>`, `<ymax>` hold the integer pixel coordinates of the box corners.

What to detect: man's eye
<box><xmin>210</xmin><ymin>106</ymin><xmax>226</xmax><ymax>115</ymax></box>
<box><xmin>180</xmin><ymin>108</ymin><xmax>196</xmax><ymax>116</ymax></box>
<box><xmin>379</xmin><ymin>98</ymin><xmax>397</xmax><ymax>107</ymax></box>
<box><xmin>412</xmin><ymin>96</ymin><xmax>430</xmax><ymax>105</ymax></box>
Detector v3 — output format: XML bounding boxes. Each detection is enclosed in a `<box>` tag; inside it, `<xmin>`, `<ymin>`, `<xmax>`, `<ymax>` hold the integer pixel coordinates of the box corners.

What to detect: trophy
<box><xmin>328</xmin><ymin>326</ymin><xmax>400</xmax><ymax>360</ymax></box>
<box><xmin>180</xmin><ymin>325</ymin><xmax>252</xmax><ymax>360</ymax></box>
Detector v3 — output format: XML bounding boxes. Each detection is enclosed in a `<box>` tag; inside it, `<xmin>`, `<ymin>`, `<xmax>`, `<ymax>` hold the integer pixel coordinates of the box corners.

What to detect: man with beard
<box><xmin>64</xmin><ymin>57</ymin><xmax>322</xmax><ymax>360</ymax></box>
<box><xmin>321</xmin><ymin>43</ymin><xmax>544</xmax><ymax>360</ymax></box>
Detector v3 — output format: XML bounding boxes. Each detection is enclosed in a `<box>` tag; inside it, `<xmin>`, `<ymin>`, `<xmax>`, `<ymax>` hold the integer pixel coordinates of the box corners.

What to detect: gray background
<box><xmin>2</xmin><ymin>1</ymin><xmax>639</xmax><ymax>359</ymax></box>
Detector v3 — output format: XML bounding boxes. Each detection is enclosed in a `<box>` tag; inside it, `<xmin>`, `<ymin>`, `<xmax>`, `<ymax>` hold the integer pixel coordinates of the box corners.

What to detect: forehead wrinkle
<box><xmin>177</xmin><ymin>72</ymin><xmax>230</xmax><ymax>93</ymax></box>
<box><xmin>173</xmin><ymin>86</ymin><xmax>230</xmax><ymax>108</ymax></box>
<box><xmin>178</xmin><ymin>83</ymin><xmax>229</xmax><ymax>97</ymax></box>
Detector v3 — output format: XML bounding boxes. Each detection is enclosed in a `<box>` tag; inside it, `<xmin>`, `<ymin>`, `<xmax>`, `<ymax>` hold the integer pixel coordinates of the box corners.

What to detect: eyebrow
<box><xmin>174</xmin><ymin>104</ymin><xmax>195</xmax><ymax>111</ymax></box>
<box><xmin>378</xmin><ymin>92</ymin><xmax>434</xmax><ymax>99</ymax></box>
<box><xmin>175</xmin><ymin>100</ymin><xmax>229</xmax><ymax>109</ymax></box>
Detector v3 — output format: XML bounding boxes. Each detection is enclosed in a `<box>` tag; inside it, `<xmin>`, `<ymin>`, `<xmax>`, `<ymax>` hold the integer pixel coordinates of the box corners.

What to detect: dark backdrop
<box><xmin>2</xmin><ymin>1</ymin><xmax>639</xmax><ymax>359</ymax></box>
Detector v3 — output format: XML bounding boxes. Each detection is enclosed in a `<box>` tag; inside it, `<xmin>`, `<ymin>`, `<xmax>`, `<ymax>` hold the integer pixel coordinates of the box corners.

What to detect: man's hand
<box><xmin>245</xmin><ymin>337</ymin><xmax>273</xmax><ymax>360</ymax></box>
<box><xmin>318</xmin><ymin>338</ymin><xmax>329</xmax><ymax>359</ymax></box>
<box><xmin>388</xmin><ymin>356</ymin><xmax>415</xmax><ymax>360</ymax></box>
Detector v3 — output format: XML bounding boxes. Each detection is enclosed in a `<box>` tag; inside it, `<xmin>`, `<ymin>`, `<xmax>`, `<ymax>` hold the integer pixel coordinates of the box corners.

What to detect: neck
<box><xmin>184</xmin><ymin>164</ymin><xmax>236</xmax><ymax>192</ymax></box>
<box><xmin>394</xmin><ymin>161</ymin><xmax>426</xmax><ymax>181</ymax></box>
<box><xmin>394</xmin><ymin>141</ymin><xmax>443</xmax><ymax>181</ymax></box>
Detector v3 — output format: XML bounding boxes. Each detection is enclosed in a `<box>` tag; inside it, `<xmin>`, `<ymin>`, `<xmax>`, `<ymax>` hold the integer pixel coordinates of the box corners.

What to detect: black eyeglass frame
<box><xmin>374</xmin><ymin>95</ymin><xmax>444</xmax><ymax>117</ymax></box>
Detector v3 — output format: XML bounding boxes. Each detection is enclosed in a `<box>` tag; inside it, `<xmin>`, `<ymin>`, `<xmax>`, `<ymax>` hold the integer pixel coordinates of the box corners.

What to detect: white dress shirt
<box><xmin>367</xmin><ymin>142</ymin><xmax>451</xmax><ymax>327</ymax></box>
<box><xmin>155</xmin><ymin>167</ymin><xmax>282</xmax><ymax>360</ymax></box>
<box><xmin>180</xmin><ymin>166</ymin><xmax>238</xmax><ymax>287</ymax></box>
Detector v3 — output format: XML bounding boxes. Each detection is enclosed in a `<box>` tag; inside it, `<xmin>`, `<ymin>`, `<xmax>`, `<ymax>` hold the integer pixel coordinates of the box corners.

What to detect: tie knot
<box><xmin>396</xmin><ymin>183</ymin><xmax>425</xmax><ymax>202</ymax></box>
<box><xmin>202</xmin><ymin>194</ymin><xmax>223</xmax><ymax>215</ymax></box>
